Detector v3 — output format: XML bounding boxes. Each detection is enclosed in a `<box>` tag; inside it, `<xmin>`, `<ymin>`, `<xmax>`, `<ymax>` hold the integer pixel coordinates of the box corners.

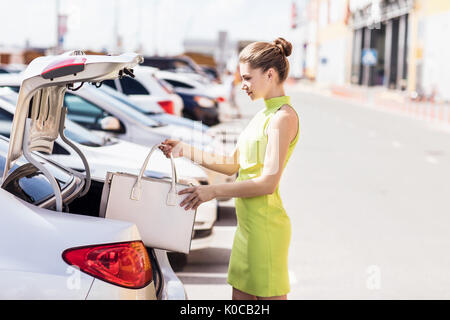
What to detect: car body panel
<box><xmin>0</xmin><ymin>187</ymin><xmax>158</xmax><ymax>300</ymax></box>
<box><xmin>0</xmin><ymin>52</ymin><xmax>188</xmax><ymax>299</ymax></box>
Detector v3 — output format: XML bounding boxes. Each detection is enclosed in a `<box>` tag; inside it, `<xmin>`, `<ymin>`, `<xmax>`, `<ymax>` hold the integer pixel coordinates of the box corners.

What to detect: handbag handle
<box><xmin>131</xmin><ymin>143</ymin><xmax>178</xmax><ymax>206</ymax></box>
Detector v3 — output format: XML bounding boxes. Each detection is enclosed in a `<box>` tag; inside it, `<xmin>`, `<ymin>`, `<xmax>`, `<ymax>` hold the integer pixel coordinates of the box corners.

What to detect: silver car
<box><xmin>0</xmin><ymin>51</ymin><xmax>186</xmax><ymax>299</ymax></box>
<box><xmin>0</xmin><ymin>89</ymin><xmax>217</xmax><ymax>250</ymax></box>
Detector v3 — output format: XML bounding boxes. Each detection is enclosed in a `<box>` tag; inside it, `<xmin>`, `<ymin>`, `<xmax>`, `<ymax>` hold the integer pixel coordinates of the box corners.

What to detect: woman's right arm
<box><xmin>159</xmin><ymin>139</ymin><xmax>240</xmax><ymax>177</ymax></box>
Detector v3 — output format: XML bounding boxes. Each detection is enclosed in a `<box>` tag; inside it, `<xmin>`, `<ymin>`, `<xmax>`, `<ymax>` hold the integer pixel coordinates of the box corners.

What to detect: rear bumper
<box><xmin>86</xmin><ymin>278</ymin><xmax>157</xmax><ymax>300</ymax></box>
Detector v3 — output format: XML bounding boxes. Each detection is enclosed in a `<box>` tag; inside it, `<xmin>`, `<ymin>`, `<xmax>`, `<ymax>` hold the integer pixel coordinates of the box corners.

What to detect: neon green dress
<box><xmin>227</xmin><ymin>95</ymin><xmax>300</xmax><ymax>297</ymax></box>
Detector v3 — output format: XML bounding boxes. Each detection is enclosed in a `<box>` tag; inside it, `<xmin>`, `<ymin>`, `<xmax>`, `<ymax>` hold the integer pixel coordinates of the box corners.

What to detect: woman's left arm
<box><xmin>179</xmin><ymin>107</ymin><xmax>298</xmax><ymax>210</ymax></box>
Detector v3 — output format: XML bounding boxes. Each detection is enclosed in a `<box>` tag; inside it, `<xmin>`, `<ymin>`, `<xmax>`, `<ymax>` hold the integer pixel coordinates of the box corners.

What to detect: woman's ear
<box><xmin>267</xmin><ymin>68</ymin><xmax>276</xmax><ymax>82</ymax></box>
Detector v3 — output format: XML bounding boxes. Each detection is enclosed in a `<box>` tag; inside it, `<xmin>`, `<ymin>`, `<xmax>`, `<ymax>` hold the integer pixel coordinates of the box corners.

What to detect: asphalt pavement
<box><xmin>175</xmin><ymin>85</ymin><xmax>450</xmax><ymax>300</ymax></box>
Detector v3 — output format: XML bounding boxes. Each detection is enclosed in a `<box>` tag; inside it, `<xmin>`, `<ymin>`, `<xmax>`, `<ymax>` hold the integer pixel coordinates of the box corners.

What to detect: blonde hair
<box><xmin>239</xmin><ymin>37</ymin><xmax>292</xmax><ymax>83</ymax></box>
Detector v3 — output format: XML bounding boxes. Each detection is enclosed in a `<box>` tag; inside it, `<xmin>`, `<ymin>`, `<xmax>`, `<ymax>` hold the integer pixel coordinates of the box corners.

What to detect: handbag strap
<box><xmin>131</xmin><ymin>143</ymin><xmax>178</xmax><ymax>205</ymax></box>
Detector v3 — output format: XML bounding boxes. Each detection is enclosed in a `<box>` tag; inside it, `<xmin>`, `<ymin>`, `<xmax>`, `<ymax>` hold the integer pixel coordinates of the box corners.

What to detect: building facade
<box><xmin>350</xmin><ymin>0</ymin><xmax>414</xmax><ymax>89</ymax></box>
<box><xmin>350</xmin><ymin>0</ymin><xmax>450</xmax><ymax>100</ymax></box>
<box><xmin>298</xmin><ymin>0</ymin><xmax>352</xmax><ymax>84</ymax></box>
<box><xmin>297</xmin><ymin>0</ymin><xmax>449</xmax><ymax>101</ymax></box>
<box><xmin>408</xmin><ymin>0</ymin><xmax>450</xmax><ymax>101</ymax></box>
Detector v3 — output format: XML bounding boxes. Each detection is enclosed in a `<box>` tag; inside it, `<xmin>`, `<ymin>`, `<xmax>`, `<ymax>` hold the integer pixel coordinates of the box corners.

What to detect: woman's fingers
<box><xmin>178</xmin><ymin>187</ymin><xmax>195</xmax><ymax>195</ymax></box>
<box><xmin>162</xmin><ymin>139</ymin><xmax>178</xmax><ymax>147</ymax></box>
<box><xmin>185</xmin><ymin>198</ymin><xmax>200</xmax><ymax>211</ymax></box>
<box><xmin>193</xmin><ymin>201</ymin><xmax>202</xmax><ymax>210</ymax></box>
<box><xmin>180</xmin><ymin>193</ymin><xmax>196</xmax><ymax>208</ymax></box>
<box><xmin>159</xmin><ymin>144</ymin><xmax>174</xmax><ymax>158</ymax></box>
<box><xmin>160</xmin><ymin>139</ymin><xmax>183</xmax><ymax>158</ymax></box>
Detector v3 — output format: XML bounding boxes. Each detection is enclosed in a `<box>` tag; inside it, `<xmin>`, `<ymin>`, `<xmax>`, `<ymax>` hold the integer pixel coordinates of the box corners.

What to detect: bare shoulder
<box><xmin>271</xmin><ymin>104</ymin><xmax>298</xmax><ymax>127</ymax></box>
<box><xmin>267</xmin><ymin>104</ymin><xmax>299</xmax><ymax>141</ymax></box>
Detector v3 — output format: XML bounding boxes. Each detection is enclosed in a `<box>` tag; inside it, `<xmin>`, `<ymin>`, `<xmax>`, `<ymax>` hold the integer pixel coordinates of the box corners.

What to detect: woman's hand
<box><xmin>178</xmin><ymin>185</ymin><xmax>216</xmax><ymax>210</ymax></box>
<box><xmin>159</xmin><ymin>139</ymin><xmax>185</xmax><ymax>158</ymax></box>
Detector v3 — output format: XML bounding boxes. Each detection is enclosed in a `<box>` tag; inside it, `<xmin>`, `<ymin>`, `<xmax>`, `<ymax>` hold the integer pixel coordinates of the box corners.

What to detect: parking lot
<box><xmin>1</xmin><ymin>54</ymin><xmax>449</xmax><ymax>299</ymax></box>
<box><xmin>175</xmin><ymin>85</ymin><xmax>450</xmax><ymax>300</ymax></box>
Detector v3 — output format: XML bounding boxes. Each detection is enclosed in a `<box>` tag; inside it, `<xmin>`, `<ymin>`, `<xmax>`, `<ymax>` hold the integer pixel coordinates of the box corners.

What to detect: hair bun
<box><xmin>273</xmin><ymin>37</ymin><xmax>292</xmax><ymax>57</ymax></box>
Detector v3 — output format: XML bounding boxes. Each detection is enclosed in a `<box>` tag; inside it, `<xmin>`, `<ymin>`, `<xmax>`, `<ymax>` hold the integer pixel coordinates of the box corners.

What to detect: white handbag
<box><xmin>99</xmin><ymin>144</ymin><xmax>197</xmax><ymax>254</ymax></box>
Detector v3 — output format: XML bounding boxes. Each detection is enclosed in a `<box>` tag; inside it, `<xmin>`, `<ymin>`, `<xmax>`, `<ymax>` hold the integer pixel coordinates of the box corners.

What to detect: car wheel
<box><xmin>167</xmin><ymin>252</ymin><xmax>188</xmax><ymax>272</ymax></box>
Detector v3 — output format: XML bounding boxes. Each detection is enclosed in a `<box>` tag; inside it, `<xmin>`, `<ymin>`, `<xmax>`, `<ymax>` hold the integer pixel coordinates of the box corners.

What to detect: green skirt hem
<box><xmin>227</xmin><ymin>278</ymin><xmax>290</xmax><ymax>298</ymax></box>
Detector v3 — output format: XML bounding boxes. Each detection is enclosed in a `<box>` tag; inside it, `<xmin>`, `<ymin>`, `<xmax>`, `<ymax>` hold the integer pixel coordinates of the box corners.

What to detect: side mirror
<box><xmin>100</xmin><ymin>116</ymin><xmax>121</xmax><ymax>131</ymax></box>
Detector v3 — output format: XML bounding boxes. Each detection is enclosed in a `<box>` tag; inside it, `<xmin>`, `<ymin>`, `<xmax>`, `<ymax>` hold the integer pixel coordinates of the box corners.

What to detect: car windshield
<box><xmin>86</xmin><ymin>87</ymin><xmax>162</xmax><ymax>128</ymax></box>
<box><xmin>98</xmin><ymin>85</ymin><xmax>164</xmax><ymax>116</ymax></box>
<box><xmin>0</xmin><ymin>137</ymin><xmax>73</xmax><ymax>205</ymax></box>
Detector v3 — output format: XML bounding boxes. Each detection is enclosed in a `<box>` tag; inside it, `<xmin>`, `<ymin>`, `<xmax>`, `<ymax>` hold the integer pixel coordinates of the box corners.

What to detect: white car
<box><xmin>99</xmin><ymin>83</ymin><xmax>210</xmax><ymax>132</ymax></box>
<box><xmin>0</xmin><ymin>73</ymin><xmax>216</xmax><ymax>152</ymax></box>
<box><xmin>0</xmin><ymin>51</ymin><xmax>186</xmax><ymax>299</ymax></box>
<box><xmin>102</xmin><ymin>66</ymin><xmax>184</xmax><ymax>117</ymax></box>
<box><xmin>0</xmin><ymin>136</ymin><xmax>186</xmax><ymax>300</ymax></box>
<box><xmin>155</xmin><ymin>69</ymin><xmax>228</xmax><ymax>104</ymax></box>
<box><xmin>0</xmin><ymin>87</ymin><xmax>217</xmax><ymax>251</ymax></box>
<box><xmin>0</xmin><ymin>73</ymin><xmax>234</xmax><ymax>200</ymax></box>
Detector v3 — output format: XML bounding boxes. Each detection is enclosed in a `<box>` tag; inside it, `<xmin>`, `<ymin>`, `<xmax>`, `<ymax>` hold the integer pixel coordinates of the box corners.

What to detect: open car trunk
<box><xmin>0</xmin><ymin>50</ymin><xmax>168</xmax><ymax>298</ymax></box>
<box><xmin>2</xmin><ymin>50</ymin><xmax>143</xmax><ymax>212</ymax></box>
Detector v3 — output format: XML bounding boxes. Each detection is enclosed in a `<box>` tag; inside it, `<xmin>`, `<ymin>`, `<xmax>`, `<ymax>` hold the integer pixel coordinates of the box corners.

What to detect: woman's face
<box><xmin>239</xmin><ymin>62</ymin><xmax>273</xmax><ymax>101</ymax></box>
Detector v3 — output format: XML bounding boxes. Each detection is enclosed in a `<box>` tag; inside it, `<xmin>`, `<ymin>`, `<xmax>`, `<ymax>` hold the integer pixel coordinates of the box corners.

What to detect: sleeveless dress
<box><xmin>227</xmin><ymin>95</ymin><xmax>300</xmax><ymax>297</ymax></box>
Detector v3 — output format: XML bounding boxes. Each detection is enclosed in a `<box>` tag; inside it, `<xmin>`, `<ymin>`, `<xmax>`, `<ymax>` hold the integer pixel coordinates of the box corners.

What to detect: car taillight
<box><xmin>158</xmin><ymin>100</ymin><xmax>174</xmax><ymax>114</ymax></box>
<box><xmin>216</xmin><ymin>96</ymin><xmax>226</xmax><ymax>103</ymax></box>
<box><xmin>62</xmin><ymin>240</ymin><xmax>152</xmax><ymax>289</ymax></box>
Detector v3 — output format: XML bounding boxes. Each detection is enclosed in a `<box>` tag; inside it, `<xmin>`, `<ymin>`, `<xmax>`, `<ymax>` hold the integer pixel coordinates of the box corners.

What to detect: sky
<box><xmin>0</xmin><ymin>0</ymin><xmax>303</xmax><ymax>55</ymax></box>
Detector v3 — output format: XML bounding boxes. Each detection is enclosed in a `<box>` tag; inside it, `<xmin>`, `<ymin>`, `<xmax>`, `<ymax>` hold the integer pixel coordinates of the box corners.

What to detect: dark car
<box><xmin>160</xmin><ymin>76</ymin><xmax>220</xmax><ymax>126</ymax></box>
<box><xmin>200</xmin><ymin>65</ymin><xmax>221</xmax><ymax>83</ymax></box>
<box><xmin>141</xmin><ymin>55</ymin><xmax>206</xmax><ymax>76</ymax></box>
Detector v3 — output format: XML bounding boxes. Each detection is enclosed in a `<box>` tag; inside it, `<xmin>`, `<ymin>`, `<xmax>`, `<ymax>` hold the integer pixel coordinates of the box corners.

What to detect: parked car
<box><xmin>0</xmin><ymin>63</ymin><xmax>25</xmax><ymax>74</ymax></box>
<box><xmin>102</xmin><ymin>66</ymin><xmax>183</xmax><ymax>116</ymax></box>
<box><xmin>141</xmin><ymin>55</ymin><xmax>210</xmax><ymax>84</ymax></box>
<box><xmin>98</xmin><ymin>83</ymin><xmax>210</xmax><ymax>133</ymax></box>
<box><xmin>200</xmin><ymin>65</ymin><xmax>222</xmax><ymax>84</ymax></box>
<box><xmin>0</xmin><ymin>88</ymin><xmax>217</xmax><ymax>250</ymax></box>
<box><xmin>0</xmin><ymin>73</ymin><xmax>216</xmax><ymax>153</ymax></box>
<box><xmin>0</xmin><ymin>87</ymin><xmax>208</xmax><ymax>184</ymax></box>
<box><xmin>0</xmin><ymin>73</ymin><xmax>235</xmax><ymax>200</ymax></box>
<box><xmin>155</xmin><ymin>70</ymin><xmax>221</xmax><ymax>126</ymax></box>
<box><xmin>0</xmin><ymin>51</ymin><xmax>186</xmax><ymax>299</ymax></box>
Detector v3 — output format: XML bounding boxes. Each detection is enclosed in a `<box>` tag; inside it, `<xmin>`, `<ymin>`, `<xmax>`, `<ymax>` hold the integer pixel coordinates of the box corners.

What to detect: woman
<box><xmin>159</xmin><ymin>37</ymin><xmax>300</xmax><ymax>300</ymax></box>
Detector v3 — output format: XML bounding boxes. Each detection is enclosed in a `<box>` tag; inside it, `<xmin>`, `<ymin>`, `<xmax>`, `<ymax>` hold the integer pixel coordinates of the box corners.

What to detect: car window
<box><xmin>6</xmin><ymin>86</ymin><xmax>20</xmax><ymax>93</ymax></box>
<box><xmin>172</xmin><ymin>60</ymin><xmax>196</xmax><ymax>73</ymax></box>
<box><xmin>144</xmin><ymin>59</ymin><xmax>172</xmax><ymax>70</ymax></box>
<box><xmin>93</xmin><ymin>87</ymin><xmax>161</xmax><ymax>127</ymax></box>
<box><xmin>64</xmin><ymin>93</ymin><xmax>114</xmax><ymax>131</ymax></box>
<box><xmin>102</xmin><ymin>79</ymin><xmax>117</xmax><ymax>90</ymax></box>
<box><xmin>119</xmin><ymin>77</ymin><xmax>150</xmax><ymax>95</ymax></box>
<box><xmin>51</xmin><ymin>142</ymin><xmax>70</xmax><ymax>155</ymax></box>
<box><xmin>163</xmin><ymin>79</ymin><xmax>194</xmax><ymax>89</ymax></box>
<box><xmin>0</xmin><ymin>140</ymin><xmax>73</xmax><ymax>205</ymax></box>
<box><xmin>64</xmin><ymin>120</ymin><xmax>105</xmax><ymax>147</ymax></box>
<box><xmin>0</xmin><ymin>108</ymin><xmax>13</xmax><ymax>137</ymax></box>
<box><xmin>0</xmin><ymin>92</ymin><xmax>104</xmax><ymax>148</ymax></box>
<box><xmin>98</xmin><ymin>85</ymin><xmax>164</xmax><ymax>116</ymax></box>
